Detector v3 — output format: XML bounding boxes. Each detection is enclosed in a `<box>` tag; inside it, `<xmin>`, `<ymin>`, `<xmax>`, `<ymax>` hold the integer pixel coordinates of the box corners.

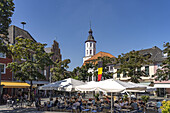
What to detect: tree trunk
<box><xmin>29</xmin><ymin>80</ymin><xmax>33</xmax><ymax>101</ymax></box>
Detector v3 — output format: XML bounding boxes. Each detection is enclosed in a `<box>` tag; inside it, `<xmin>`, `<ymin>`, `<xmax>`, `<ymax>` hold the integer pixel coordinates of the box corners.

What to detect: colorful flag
<box><xmin>98</xmin><ymin>61</ymin><xmax>103</xmax><ymax>81</ymax></box>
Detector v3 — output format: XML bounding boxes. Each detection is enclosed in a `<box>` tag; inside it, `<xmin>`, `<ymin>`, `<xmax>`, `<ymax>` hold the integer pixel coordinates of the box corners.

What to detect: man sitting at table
<box><xmin>114</xmin><ymin>100</ymin><xmax>121</xmax><ymax>110</ymax></box>
<box><xmin>131</xmin><ymin>99</ymin><xmax>138</xmax><ymax>110</ymax></box>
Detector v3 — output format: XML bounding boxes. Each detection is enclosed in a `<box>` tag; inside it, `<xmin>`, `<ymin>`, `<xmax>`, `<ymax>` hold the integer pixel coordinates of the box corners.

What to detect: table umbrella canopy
<box><xmin>75</xmin><ymin>81</ymin><xmax>100</xmax><ymax>92</ymax></box>
<box><xmin>127</xmin><ymin>82</ymin><xmax>156</xmax><ymax>92</ymax></box>
<box><xmin>98</xmin><ymin>79</ymin><xmax>146</xmax><ymax>92</ymax></box>
<box><xmin>38</xmin><ymin>78</ymin><xmax>85</xmax><ymax>92</ymax></box>
<box><xmin>75</xmin><ymin>79</ymin><xmax>147</xmax><ymax>93</ymax></box>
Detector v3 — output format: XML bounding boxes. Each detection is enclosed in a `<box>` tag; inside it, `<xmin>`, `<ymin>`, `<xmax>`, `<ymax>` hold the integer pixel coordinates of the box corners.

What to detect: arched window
<box><xmin>87</xmin><ymin>43</ymin><xmax>88</xmax><ymax>47</ymax></box>
<box><xmin>87</xmin><ymin>50</ymin><xmax>88</xmax><ymax>55</ymax></box>
<box><xmin>90</xmin><ymin>50</ymin><xmax>92</xmax><ymax>55</ymax></box>
<box><xmin>90</xmin><ymin>43</ymin><xmax>92</xmax><ymax>47</ymax></box>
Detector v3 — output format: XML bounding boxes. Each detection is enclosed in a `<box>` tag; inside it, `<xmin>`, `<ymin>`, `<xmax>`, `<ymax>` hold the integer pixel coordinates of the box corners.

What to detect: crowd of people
<box><xmin>2</xmin><ymin>93</ymin><xmax>28</xmax><ymax>105</ymax></box>
<box><xmin>114</xmin><ymin>98</ymin><xmax>145</xmax><ymax>112</ymax></box>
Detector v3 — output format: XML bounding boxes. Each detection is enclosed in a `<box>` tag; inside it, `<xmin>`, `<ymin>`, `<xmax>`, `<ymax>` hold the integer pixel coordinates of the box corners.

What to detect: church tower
<box><xmin>83</xmin><ymin>27</ymin><xmax>96</xmax><ymax>63</ymax></box>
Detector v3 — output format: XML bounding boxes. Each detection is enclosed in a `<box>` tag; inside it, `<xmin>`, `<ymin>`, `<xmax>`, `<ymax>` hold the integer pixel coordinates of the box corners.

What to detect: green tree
<box><xmin>0</xmin><ymin>0</ymin><xmax>15</xmax><ymax>52</ymax></box>
<box><xmin>7</xmin><ymin>37</ymin><xmax>53</xmax><ymax>98</ymax></box>
<box><xmin>72</xmin><ymin>63</ymin><xmax>93</xmax><ymax>82</ymax></box>
<box><xmin>155</xmin><ymin>42</ymin><xmax>170</xmax><ymax>81</ymax></box>
<box><xmin>115</xmin><ymin>50</ymin><xmax>152</xmax><ymax>83</ymax></box>
<box><xmin>51</xmin><ymin>59</ymin><xmax>71</xmax><ymax>82</ymax></box>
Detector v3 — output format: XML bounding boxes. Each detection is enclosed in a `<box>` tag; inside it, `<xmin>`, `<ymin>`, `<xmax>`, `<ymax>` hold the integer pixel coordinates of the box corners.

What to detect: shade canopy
<box><xmin>127</xmin><ymin>82</ymin><xmax>156</xmax><ymax>92</ymax></box>
<box><xmin>75</xmin><ymin>79</ymin><xmax>147</xmax><ymax>93</ymax></box>
<box><xmin>1</xmin><ymin>81</ymin><xmax>30</xmax><ymax>88</ymax></box>
<box><xmin>38</xmin><ymin>78</ymin><xmax>85</xmax><ymax>92</ymax></box>
<box><xmin>75</xmin><ymin>81</ymin><xmax>100</xmax><ymax>92</ymax></box>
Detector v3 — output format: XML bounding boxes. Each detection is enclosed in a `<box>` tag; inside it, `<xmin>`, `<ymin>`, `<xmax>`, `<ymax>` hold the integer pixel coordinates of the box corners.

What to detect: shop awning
<box><xmin>154</xmin><ymin>84</ymin><xmax>170</xmax><ymax>88</ymax></box>
<box><xmin>1</xmin><ymin>81</ymin><xmax>30</xmax><ymax>88</ymax></box>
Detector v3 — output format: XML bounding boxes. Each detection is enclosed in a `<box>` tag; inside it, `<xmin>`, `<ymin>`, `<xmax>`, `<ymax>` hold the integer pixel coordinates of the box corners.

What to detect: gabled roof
<box><xmin>138</xmin><ymin>46</ymin><xmax>163</xmax><ymax>62</ymax></box>
<box><xmin>83</xmin><ymin>51</ymin><xmax>116</xmax><ymax>65</ymax></box>
<box><xmin>8</xmin><ymin>25</ymin><xmax>36</xmax><ymax>44</ymax></box>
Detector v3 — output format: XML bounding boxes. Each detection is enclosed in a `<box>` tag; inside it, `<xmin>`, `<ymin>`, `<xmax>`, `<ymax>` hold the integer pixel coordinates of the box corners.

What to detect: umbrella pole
<box><xmin>111</xmin><ymin>92</ymin><xmax>113</xmax><ymax>113</ymax></box>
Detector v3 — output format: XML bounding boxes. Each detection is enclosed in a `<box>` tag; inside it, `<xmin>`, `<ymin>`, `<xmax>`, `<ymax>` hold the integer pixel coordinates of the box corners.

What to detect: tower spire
<box><xmin>90</xmin><ymin>21</ymin><xmax>91</xmax><ymax>29</ymax></box>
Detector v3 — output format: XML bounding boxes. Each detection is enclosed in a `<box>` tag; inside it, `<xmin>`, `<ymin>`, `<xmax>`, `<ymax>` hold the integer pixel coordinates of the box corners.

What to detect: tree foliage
<box><xmin>72</xmin><ymin>63</ymin><xmax>93</xmax><ymax>82</ymax></box>
<box><xmin>0</xmin><ymin>0</ymin><xmax>14</xmax><ymax>40</ymax></box>
<box><xmin>51</xmin><ymin>59</ymin><xmax>71</xmax><ymax>82</ymax></box>
<box><xmin>115</xmin><ymin>50</ymin><xmax>152</xmax><ymax>83</ymax></box>
<box><xmin>0</xmin><ymin>0</ymin><xmax>15</xmax><ymax>53</ymax></box>
<box><xmin>155</xmin><ymin>42</ymin><xmax>170</xmax><ymax>81</ymax></box>
<box><xmin>7</xmin><ymin>37</ymin><xmax>53</xmax><ymax>82</ymax></box>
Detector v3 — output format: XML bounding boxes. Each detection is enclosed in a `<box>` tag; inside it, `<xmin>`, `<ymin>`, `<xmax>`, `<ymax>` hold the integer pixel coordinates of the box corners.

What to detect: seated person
<box><xmin>73</xmin><ymin>99</ymin><xmax>80</xmax><ymax>108</ymax></box>
<box><xmin>49</xmin><ymin>98</ymin><xmax>54</xmax><ymax>107</ymax></box>
<box><xmin>124</xmin><ymin>100</ymin><xmax>129</xmax><ymax>106</ymax></box>
<box><xmin>114</xmin><ymin>100</ymin><xmax>121</xmax><ymax>110</ymax></box>
<box><xmin>92</xmin><ymin>98</ymin><xmax>95</xmax><ymax>105</ymax></box>
<box><xmin>138</xmin><ymin>99</ymin><xmax>145</xmax><ymax>108</ymax></box>
<box><xmin>54</xmin><ymin>97</ymin><xmax>58</xmax><ymax>106</ymax></box>
<box><xmin>156</xmin><ymin>100</ymin><xmax>162</xmax><ymax>111</ymax></box>
<box><xmin>47</xmin><ymin>101</ymin><xmax>51</xmax><ymax>108</ymax></box>
<box><xmin>120</xmin><ymin>100</ymin><xmax>125</xmax><ymax>108</ymax></box>
<box><xmin>131</xmin><ymin>99</ymin><xmax>138</xmax><ymax>110</ymax></box>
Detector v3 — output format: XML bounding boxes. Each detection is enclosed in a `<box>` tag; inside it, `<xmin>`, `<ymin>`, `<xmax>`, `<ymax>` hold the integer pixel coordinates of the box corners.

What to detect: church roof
<box><xmin>85</xmin><ymin>28</ymin><xmax>96</xmax><ymax>43</ymax></box>
<box><xmin>83</xmin><ymin>51</ymin><xmax>116</xmax><ymax>65</ymax></box>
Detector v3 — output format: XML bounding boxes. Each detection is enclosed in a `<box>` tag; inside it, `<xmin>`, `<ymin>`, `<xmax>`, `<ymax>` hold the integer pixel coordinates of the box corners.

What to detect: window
<box><xmin>90</xmin><ymin>43</ymin><xmax>92</xmax><ymax>47</ymax></box>
<box><xmin>0</xmin><ymin>63</ymin><xmax>5</xmax><ymax>74</ymax></box>
<box><xmin>90</xmin><ymin>50</ymin><xmax>92</xmax><ymax>55</ymax></box>
<box><xmin>123</xmin><ymin>71</ymin><xmax>126</xmax><ymax>77</ymax></box>
<box><xmin>137</xmin><ymin>68</ymin><xmax>141</xmax><ymax>72</ymax></box>
<box><xmin>110</xmin><ymin>66</ymin><xmax>113</xmax><ymax>71</ymax></box>
<box><xmin>0</xmin><ymin>53</ymin><xmax>6</xmax><ymax>58</ymax></box>
<box><xmin>87</xmin><ymin>50</ymin><xmax>88</xmax><ymax>55</ymax></box>
<box><xmin>87</xmin><ymin>43</ymin><xmax>88</xmax><ymax>47</ymax></box>
<box><xmin>117</xmin><ymin>69</ymin><xmax>120</xmax><ymax>78</ymax></box>
<box><xmin>145</xmin><ymin>66</ymin><xmax>149</xmax><ymax>75</ymax></box>
<box><xmin>44</xmin><ymin>70</ymin><xmax>47</xmax><ymax>77</ymax></box>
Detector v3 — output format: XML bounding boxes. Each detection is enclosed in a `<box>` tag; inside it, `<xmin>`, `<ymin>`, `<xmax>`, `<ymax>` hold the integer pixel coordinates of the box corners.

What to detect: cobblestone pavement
<box><xmin>0</xmin><ymin>104</ymin><xmax>158</xmax><ymax>113</ymax></box>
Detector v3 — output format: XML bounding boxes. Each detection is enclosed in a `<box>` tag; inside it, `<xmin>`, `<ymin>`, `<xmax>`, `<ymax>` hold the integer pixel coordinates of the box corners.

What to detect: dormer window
<box><xmin>143</xmin><ymin>53</ymin><xmax>152</xmax><ymax>58</ymax></box>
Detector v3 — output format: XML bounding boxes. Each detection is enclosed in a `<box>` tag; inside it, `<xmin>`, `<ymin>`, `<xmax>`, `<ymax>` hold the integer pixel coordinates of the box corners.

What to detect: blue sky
<box><xmin>12</xmin><ymin>0</ymin><xmax>170</xmax><ymax>71</ymax></box>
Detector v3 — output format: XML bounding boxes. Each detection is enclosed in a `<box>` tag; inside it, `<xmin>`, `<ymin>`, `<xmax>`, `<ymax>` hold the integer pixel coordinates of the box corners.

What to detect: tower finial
<box><xmin>90</xmin><ymin>21</ymin><xmax>91</xmax><ymax>29</ymax></box>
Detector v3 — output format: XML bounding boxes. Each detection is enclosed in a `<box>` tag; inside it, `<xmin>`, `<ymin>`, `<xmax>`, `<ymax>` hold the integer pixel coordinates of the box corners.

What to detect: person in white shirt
<box><xmin>120</xmin><ymin>100</ymin><xmax>125</xmax><ymax>107</ymax></box>
<box><xmin>114</xmin><ymin>100</ymin><xmax>121</xmax><ymax>110</ymax></box>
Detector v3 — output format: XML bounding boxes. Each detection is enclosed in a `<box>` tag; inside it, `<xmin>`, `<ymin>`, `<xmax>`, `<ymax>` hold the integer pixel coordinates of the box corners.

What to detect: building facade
<box><xmin>44</xmin><ymin>40</ymin><xmax>62</xmax><ymax>81</ymax></box>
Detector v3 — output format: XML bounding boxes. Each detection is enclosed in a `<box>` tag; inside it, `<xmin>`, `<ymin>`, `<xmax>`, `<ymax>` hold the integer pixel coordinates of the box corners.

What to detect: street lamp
<box><xmin>21</xmin><ymin>22</ymin><xmax>26</xmax><ymax>30</ymax></box>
